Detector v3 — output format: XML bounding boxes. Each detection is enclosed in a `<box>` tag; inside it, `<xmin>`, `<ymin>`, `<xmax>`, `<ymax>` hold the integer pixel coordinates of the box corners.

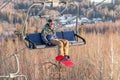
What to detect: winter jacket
<box><xmin>41</xmin><ymin>23</ymin><xmax>56</xmax><ymax>44</ymax></box>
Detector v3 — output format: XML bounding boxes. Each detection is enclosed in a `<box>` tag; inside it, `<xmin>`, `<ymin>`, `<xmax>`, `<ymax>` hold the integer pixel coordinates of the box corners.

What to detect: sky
<box><xmin>90</xmin><ymin>0</ymin><xmax>112</xmax><ymax>3</ymax></box>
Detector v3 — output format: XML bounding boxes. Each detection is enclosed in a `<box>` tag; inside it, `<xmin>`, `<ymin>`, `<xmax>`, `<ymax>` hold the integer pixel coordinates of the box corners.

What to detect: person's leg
<box><xmin>59</xmin><ymin>39</ymin><xmax>69</xmax><ymax>56</ymax></box>
<box><xmin>50</xmin><ymin>39</ymin><xmax>64</xmax><ymax>56</ymax></box>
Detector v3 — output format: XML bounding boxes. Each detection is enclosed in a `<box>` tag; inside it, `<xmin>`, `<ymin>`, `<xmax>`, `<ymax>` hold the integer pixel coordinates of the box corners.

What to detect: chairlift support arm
<box><xmin>22</xmin><ymin>2</ymin><xmax>45</xmax><ymax>39</ymax></box>
<box><xmin>58</xmin><ymin>2</ymin><xmax>68</xmax><ymax>16</ymax></box>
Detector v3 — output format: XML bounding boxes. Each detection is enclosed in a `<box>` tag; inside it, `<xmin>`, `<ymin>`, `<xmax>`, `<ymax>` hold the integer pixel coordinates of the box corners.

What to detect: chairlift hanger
<box><xmin>22</xmin><ymin>2</ymin><xmax>46</xmax><ymax>38</ymax></box>
<box><xmin>56</xmin><ymin>2</ymin><xmax>80</xmax><ymax>35</ymax></box>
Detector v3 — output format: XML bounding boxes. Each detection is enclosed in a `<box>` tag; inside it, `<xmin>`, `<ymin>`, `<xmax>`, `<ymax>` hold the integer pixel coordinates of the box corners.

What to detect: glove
<box><xmin>46</xmin><ymin>42</ymin><xmax>52</xmax><ymax>46</ymax></box>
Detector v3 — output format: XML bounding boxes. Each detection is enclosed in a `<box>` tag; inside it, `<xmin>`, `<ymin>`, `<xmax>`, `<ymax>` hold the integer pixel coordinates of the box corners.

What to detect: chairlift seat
<box><xmin>25</xmin><ymin>30</ymin><xmax>86</xmax><ymax>49</ymax></box>
<box><xmin>56</xmin><ymin>31</ymin><xmax>86</xmax><ymax>46</ymax></box>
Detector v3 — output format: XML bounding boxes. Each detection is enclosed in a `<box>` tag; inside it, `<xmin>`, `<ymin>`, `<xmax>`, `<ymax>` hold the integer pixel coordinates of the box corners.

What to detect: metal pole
<box><xmin>75</xmin><ymin>3</ymin><xmax>79</xmax><ymax>41</ymax></box>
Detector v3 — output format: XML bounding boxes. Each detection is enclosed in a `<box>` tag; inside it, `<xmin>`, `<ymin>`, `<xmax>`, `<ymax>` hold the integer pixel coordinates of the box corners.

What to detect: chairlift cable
<box><xmin>95</xmin><ymin>0</ymin><xmax>106</xmax><ymax>7</ymax></box>
<box><xmin>92</xmin><ymin>0</ymin><xmax>107</xmax><ymax>9</ymax></box>
<box><xmin>0</xmin><ymin>0</ymin><xmax>12</xmax><ymax>10</ymax></box>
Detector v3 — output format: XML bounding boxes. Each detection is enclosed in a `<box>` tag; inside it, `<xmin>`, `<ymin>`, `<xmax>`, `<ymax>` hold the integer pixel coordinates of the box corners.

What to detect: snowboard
<box><xmin>56</xmin><ymin>55</ymin><xmax>74</xmax><ymax>67</ymax></box>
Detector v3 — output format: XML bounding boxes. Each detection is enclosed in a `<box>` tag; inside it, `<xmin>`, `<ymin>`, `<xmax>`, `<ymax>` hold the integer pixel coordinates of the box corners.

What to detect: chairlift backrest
<box><xmin>63</xmin><ymin>31</ymin><xmax>75</xmax><ymax>41</ymax></box>
<box><xmin>56</xmin><ymin>31</ymin><xmax>75</xmax><ymax>41</ymax></box>
<box><xmin>26</xmin><ymin>33</ymin><xmax>42</xmax><ymax>46</ymax></box>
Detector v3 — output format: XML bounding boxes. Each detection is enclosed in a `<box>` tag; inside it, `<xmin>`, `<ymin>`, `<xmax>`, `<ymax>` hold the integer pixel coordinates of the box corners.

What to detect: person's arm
<box><xmin>41</xmin><ymin>25</ymin><xmax>49</xmax><ymax>44</ymax></box>
<box><xmin>41</xmin><ymin>36</ymin><xmax>49</xmax><ymax>44</ymax></box>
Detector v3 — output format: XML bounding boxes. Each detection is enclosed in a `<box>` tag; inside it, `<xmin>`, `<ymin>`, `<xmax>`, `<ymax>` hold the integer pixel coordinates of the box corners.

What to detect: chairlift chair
<box><xmin>21</xmin><ymin>1</ymin><xmax>86</xmax><ymax>49</ymax></box>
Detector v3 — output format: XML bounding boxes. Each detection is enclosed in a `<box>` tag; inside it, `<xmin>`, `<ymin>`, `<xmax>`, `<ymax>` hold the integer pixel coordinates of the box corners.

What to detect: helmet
<box><xmin>48</xmin><ymin>19</ymin><xmax>52</xmax><ymax>23</ymax></box>
<box><xmin>48</xmin><ymin>19</ymin><xmax>54</xmax><ymax>26</ymax></box>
